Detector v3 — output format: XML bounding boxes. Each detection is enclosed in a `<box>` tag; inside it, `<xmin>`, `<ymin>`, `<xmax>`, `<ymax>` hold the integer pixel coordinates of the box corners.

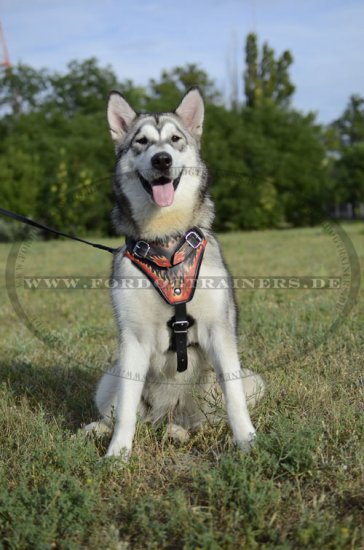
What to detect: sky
<box><xmin>1</xmin><ymin>0</ymin><xmax>363</xmax><ymax>123</ymax></box>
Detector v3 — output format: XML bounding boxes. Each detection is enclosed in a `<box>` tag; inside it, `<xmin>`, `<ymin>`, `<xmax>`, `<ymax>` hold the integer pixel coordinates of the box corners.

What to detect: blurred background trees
<box><xmin>329</xmin><ymin>95</ymin><xmax>364</xmax><ymax>217</ymax></box>
<box><xmin>0</xmin><ymin>33</ymin><xmax>363</xmax><ymax>237</ymax></box>
<box><xmin>244</xmin><ymin>32</ymin><xmax>295</xmax><ymax>109</ymax></box>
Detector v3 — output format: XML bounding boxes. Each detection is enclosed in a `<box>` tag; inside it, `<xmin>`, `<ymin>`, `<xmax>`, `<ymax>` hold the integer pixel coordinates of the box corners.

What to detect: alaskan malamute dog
<box><xmin>86</xmin><ymin>88</ymin><xmax>264</xmax><ymax>458</ymax></box>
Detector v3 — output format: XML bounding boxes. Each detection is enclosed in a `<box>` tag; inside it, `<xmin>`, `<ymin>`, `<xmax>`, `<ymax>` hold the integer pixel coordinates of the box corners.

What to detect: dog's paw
<box><xmin>83</xmin><ymin>421</ymin><xmax>112</xmax><ymax>438</ymax></box>
<box><xmin>105</xmin><ymin>441</ymin><xmax>131</xmax><ymax>462</ymax></box>
<box><xmin>236</xmin><ymin>431</ymin><xmax>256</xmax><ymax>453</ymax></box>
<box><xmin>164</xmin><ymin>423</ymin><xmax>190</xmax><ymax>444</ymax></box>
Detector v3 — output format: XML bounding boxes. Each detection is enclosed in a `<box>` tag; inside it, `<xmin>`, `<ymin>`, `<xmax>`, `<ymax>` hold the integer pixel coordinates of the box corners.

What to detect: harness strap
<box><xmin>172</xmin><ymin>303</ymin><xmax>189</xmax><ymax>372</ymax></box>
<box><xmin>0</xmin><ymin>207</ymin><xmax>116</xmax><ymax>254</ymax></box>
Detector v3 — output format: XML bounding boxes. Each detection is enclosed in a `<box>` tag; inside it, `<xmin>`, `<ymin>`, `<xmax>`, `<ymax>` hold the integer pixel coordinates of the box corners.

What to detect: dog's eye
<box><xmin>136</xmin><ymin>137</ymin><xmax>148</xmax><ymax>145</ymax></box>
<box><xmin>171</xmin><ymin>135</ymin><xmax>181</xmax><ymax>143</ymax></box>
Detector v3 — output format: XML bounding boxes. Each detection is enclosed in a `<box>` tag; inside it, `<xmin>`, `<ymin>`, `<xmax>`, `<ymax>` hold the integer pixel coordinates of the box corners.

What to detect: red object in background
<box><xmin>0</xmin><ymin>20</ymin><xmax>11</xmax><ymax>69</ymax></box>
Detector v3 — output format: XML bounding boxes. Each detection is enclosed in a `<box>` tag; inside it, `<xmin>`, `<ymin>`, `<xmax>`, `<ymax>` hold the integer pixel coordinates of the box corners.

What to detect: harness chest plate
<box><xmin>123</xmin><ymin>227</ymin><xmax>207</xmax><ymax>372</ymax></box>
<box><xmin>124</xmin><ymin>227</ymin><xmax>207</xmax><ymax>305</ymax></box>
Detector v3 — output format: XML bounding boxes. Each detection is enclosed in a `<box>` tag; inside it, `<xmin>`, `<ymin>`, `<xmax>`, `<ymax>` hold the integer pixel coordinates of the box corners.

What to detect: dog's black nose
<box><xmin>151</xmin><ymin>152</ymin><xmax>172</xmax><ymax>171</ymax></box>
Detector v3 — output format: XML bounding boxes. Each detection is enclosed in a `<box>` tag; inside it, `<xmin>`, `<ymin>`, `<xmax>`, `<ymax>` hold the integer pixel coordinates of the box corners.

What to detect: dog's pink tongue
<box><xmin>152</xmin><ymin>181</ymin><xmax>174</xmax><ymax>207</ymax></box>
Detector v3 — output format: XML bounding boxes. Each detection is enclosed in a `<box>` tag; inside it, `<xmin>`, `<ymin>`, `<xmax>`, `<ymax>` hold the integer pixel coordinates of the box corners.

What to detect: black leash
<box><xmin>0</xmin><ymin>206</ymin><xmax>200</xmax><ymax>373</ymax></box>
<box><xmin>0</xmin><ymin>206</ymin><xmax>116</xmax><ymax>254</ymax></box>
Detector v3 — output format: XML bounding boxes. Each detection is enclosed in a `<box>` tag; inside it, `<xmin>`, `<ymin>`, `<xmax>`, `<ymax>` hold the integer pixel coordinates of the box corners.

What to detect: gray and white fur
<box><xmin>85</xmin><ymin>88</ymin><xmax>264</xmax><ymax>458</ymax></box>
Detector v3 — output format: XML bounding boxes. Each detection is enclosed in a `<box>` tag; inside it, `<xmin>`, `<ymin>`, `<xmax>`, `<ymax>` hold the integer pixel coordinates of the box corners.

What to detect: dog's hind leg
<box><xmin>84</xmin><ymin>420</ymin><xmax>112</xmax><ymax>437</ymax></box>
<box><xmin>164</xmin><ymin>423</ymin><xmax>190</xmax><ymax>444</ymax></box>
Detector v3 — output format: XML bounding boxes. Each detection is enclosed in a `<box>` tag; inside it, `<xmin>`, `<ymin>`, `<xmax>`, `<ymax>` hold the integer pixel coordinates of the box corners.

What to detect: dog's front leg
<box><xmin>206</xmin><ymin>325</ymin><xmax>256</xmax><ymax>451</ymax></box>
<box><xmin>106</xmin><ymin>333</ymin><xmax>150</xmax><ymax>460</ymax></box>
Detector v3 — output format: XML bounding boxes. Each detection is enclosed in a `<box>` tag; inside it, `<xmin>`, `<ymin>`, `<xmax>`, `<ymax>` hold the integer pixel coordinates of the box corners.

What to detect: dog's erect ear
<box><xmin>107</xmin><ymin>91</ymin><xmax>137</xmax><ymax>143</ymax></box>
<box><xmin>175</xmin><ymin>87</ymin><xmax>204</xmax><ymax>139</ymax></box>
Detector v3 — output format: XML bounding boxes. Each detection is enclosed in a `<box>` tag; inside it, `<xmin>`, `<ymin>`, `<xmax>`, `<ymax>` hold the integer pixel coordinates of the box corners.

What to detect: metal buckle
<box><xmin>172</xmin><ymin>320</ymin><xmax>189</xmax><ymax>333</ymax></box>
<box><xmin>133</xmin><ymin>240</ymin><xmax>150</xmax><ymax>258</ymax></box>
<box><xmin>185</xmin><ymin>230</ymin><xmax>202</xmax><ymax>249</ymax></box>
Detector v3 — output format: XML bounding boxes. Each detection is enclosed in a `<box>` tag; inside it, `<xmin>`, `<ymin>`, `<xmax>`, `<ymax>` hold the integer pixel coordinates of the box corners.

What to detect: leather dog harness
<box><xmin>125</xmin><ymin>227</ymin><xmax>207</xmax><ymax>372</ymax></box>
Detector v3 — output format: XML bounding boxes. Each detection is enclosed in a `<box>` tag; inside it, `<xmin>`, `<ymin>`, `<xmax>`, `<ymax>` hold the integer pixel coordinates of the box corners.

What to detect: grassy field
<box><xmin>0</xmin><ymin>222</ymin><xmax>363</xmax><ymax>549</ymax></box>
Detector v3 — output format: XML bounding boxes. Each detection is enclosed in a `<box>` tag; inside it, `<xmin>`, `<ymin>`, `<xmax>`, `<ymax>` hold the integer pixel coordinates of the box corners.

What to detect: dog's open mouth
<box><xmin>138</xmin><ymin>171</ymin><xmax>183</xmax><ymax>207</ymax></box>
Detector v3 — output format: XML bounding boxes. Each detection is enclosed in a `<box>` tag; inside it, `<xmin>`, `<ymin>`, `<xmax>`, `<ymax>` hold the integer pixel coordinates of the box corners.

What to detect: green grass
<box><xmin>0</xmin><ymin>222</ymin><xmax>363</xmax><ymax>549</ymax></box>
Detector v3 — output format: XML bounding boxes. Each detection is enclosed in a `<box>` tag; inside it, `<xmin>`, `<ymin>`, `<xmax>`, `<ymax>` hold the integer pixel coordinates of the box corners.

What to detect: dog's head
<box><xmin>107</xmin><ymin>88</ymin><xmax>205</xmax><ymax>210</ymax></box>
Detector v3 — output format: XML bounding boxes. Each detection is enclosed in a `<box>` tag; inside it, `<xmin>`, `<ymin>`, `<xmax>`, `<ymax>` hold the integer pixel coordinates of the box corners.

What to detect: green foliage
<box><xmin>48</xmin><ymin>58</ymin><xmax>119</xmax><ymax>116</ymax></box>
<box><xmin>245</xmin><ymin>33</ymin><xmax>260</xmax><ymax>108</ymax></box>
<box><xmin>0</xmin><ymin>144</ymin><xmax>42</xmax><ymax>216</ymax></box>
<box><xmin>147</xmin><ymin>63</ymin><xmax>220</xmax><ymax>112</ymax></box>
<box><xmin>244</xmin><ymin>33</ymin><xmax>295</xmax><ymax>108</ymax></box>
<box><xmin>204</xmin><ymin>103</ymin><xmax>327</xmax><ymax>229</ymax></box>
<box><xmin>0</xmin><ymin>63</ymin><xmax>48</xmax><ymax>115</ymax></box>
<box><xmin>333</xmin><ymin>94</ymin><xmax>364</xmax><ymax>147</ymax></box>
<box><xmin>0</xmin><ymin>35</ymin><xmax>356</xmax><ymax>237</ymax></box>
<box><xmin>330</xmin><ymin>95</ymin><xmax>364</xmax><ymax>212</ymax></box>
<box><xmin>334</xmin><ymin>144</ymin><xmax>364</xmax><ymax>207</ymax></box>
<box><xmin>47</xmin><ymin>148</ymin><xmax>96</xmax><ymax>233</ymax></box>
<box><xmin>0</xmin><ymin>218</ymin><xmax>35</xmax><ymax>242</ymax></box>
<box><xmin>0</xmin><ymin>385</ymin><xmax>103</xmax><ymax>548</ymax></box>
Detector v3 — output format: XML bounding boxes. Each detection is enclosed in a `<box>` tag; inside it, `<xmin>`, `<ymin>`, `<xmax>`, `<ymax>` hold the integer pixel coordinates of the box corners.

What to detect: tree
<box><xmin>333</xmin><ymin>94</ymin><xmax>364</xmax><ymax>147</ymax></box>
<box><xmin>244</xmin><ymin>33</ymin><xmax>295</xmax><ymax>108</ymax></box>
<box><xmin>147</xmin><ymin>64</ymin><xmax>220</xmax><ymax>112</ymax></box>
<box><xmin>333</xmin><ymin>144</ymin><xmax>364</xmax><ymax>212</ymax></box>
<box><xmin>0</xmin><ymin>63</ymin><xmax>48</xmax><ymax>116</ymax></box>
<box><xmin>0</xmin><ymin>144</ymin><xmax>42</xmax><ymax>216</ymax></box>
<box><xmin>47</xmin><ymin>58</ymin><xmax>120</xmax><ymax>116</ymax></box>
<box><xmin>203</xmin><ymin>101</ymin><xmax>327</xmax><ymax>229</ymax></box>
<box><xmin>244</xmin><ymin>33</ymin><xmax>260</xmax><ymax>108</ymax></box>
<box><xmin>0</xmin><ymin>53</ymin><xmax>331</xmax><ymax>235</ymax></box>
<box><xmin>330</xmin><ymin>95</ymin><xmax>364</xmax><ymax>213</ymax></box>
